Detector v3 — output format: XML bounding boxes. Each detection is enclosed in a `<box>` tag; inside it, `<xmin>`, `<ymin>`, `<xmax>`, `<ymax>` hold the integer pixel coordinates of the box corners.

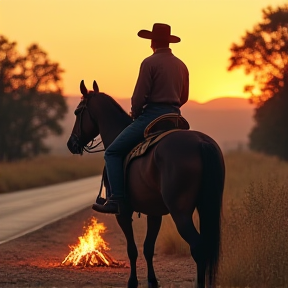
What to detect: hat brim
<box><xmin>137</xmin><ymin>30</ymin><xmax>181</xmax><ymax>43</ymax></box>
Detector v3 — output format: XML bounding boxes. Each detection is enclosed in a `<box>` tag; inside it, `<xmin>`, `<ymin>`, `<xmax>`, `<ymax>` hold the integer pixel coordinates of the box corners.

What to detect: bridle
<box><xmin>74</xmin><ymin>93</ymin><xmax>105</xmax><ymax>154</ymax></box>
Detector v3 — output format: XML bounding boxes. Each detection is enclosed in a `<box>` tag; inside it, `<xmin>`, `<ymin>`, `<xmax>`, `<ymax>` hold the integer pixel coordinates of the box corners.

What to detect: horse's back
<box><xmin>127</xmin><ymin>130</ymin><xmax>217</xmax><ymax>215</ymax></box>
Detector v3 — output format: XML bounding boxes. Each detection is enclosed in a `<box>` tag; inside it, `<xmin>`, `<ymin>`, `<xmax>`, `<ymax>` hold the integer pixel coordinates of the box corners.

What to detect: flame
<box><xmin>62</xmin><ymin>217</ymin><xmax>124</xmax><ymax>267</ymax></box>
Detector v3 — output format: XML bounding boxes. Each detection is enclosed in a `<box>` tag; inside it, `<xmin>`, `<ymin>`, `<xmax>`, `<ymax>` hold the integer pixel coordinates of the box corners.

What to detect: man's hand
<box><xmin>130</xmin><ymin>108</ymin><xmax>142</xmax><ymax>119</ymax></box>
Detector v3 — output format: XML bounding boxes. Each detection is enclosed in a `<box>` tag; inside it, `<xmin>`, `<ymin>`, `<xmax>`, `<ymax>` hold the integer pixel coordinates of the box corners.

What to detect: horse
<box><xmin>67</xmin><ymin>80</ymin><xmax>225</xmax><ymax>288</ymax></box>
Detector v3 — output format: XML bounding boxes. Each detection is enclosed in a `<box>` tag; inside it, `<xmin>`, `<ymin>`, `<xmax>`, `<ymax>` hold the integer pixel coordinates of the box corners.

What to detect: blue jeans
<box><xmin>104</xmin><ymin>104</ymin><xmax>180</xmax><ymax>197</ymax></box>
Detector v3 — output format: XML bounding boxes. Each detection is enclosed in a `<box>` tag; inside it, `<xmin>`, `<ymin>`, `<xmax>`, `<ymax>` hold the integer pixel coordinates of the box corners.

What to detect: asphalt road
<box><xmin>0</xmin><ymin>176</ymin><xmax>102</xmax><ymax>244</ymax></box>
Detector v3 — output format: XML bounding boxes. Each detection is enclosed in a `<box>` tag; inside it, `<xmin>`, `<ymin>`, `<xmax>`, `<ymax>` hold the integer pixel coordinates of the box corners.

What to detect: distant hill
<box><xmin>46</xmin><ymin>96</ymin><xmax>254</xmax><ymax>154</ymax></box>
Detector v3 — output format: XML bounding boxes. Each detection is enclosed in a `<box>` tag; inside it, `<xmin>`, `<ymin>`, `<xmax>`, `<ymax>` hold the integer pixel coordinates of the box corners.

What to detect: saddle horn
<box><xmin>80</xmin><ymin>80</ymin><xmax>88</xmax><ymax>96</ymax></box>
<box><xmin>93</xmin><ymin>80</ymin><xmax>99</xmax><ymax>93</ymax></box>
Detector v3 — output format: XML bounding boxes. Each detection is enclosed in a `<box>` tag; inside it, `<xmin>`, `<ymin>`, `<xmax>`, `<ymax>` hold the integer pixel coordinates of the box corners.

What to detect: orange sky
<box><xmin>0</xmin><ymin>0</ymin><xmax>287</xmax><ymax>103</ymax></box>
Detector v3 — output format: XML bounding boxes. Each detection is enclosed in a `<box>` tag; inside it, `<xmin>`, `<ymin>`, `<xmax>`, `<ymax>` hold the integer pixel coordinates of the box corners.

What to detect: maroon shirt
<box><xmin>131</xmin><ymin>48</ymin><xmax>189</xmax><ymax>118</ymax></box>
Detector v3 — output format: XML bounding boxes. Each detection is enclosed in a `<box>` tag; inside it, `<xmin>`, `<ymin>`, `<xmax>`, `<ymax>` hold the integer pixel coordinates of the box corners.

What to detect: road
<box><xmin>0</xmin><ymin>176</ymin><xmax>101</xmax><ymax>244</ymax></box>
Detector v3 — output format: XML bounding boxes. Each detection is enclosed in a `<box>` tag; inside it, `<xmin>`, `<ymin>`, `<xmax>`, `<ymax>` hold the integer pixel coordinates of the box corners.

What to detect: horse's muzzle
<box><xmin>67</xmin><ymin>134</ymin><xmax>83</xmax><ymax>155</ymax></box>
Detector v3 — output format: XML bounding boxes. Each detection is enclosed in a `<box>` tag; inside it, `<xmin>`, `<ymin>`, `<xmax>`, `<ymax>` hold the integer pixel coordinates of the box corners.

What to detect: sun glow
<box><xmin>1</xmin><ymin>0</ymin><xmax>287</xmax><ymax>103</ymax></box>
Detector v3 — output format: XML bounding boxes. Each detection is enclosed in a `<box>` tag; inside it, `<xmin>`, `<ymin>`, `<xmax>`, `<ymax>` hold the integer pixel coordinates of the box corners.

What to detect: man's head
<box><xmin>150</xmin><ymin>39</ymin><xmax>169</xmax><ymax>51</ymax></box>
<box><xmin>137</xmin><ymin>23</ymin><xmax>180</xmax><ymax>51</ymax></box>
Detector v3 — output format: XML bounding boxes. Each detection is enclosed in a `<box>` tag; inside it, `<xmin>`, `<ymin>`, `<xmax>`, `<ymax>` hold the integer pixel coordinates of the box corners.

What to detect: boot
<box><xmin>92</xmin><ymin>195</ymin><xmax>125</xmax><ymax>215</ymax></box>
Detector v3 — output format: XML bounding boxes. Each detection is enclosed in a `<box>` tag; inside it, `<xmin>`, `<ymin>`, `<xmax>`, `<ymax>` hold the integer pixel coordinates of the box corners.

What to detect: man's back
<box><xmin>132</xmin><ymin>47</ymin><xmax>189</xmax><ymax>118</ymax></box>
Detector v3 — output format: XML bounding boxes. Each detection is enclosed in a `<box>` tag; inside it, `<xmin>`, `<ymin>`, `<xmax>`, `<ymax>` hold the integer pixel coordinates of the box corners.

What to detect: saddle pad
<box><xmin>124</xmin><ymin>129</ymin><xmax>183</xmax><ymax>169</ymax></box>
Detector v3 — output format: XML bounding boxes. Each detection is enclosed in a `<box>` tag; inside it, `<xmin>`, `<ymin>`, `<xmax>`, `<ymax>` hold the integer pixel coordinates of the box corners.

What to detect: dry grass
<box><xmin>157</xmin><ymin>151</ymin><xmax>288</xmax><ymax>288</ymax></box>
<box><xmin>2</xmin><ymin>150</ymin><xmax>288</xmax><ymax>287</ymax></box>
<box><xmin>0</xmin><ymin>153</ymin><xmax>104</xmax><ymax>193</ymax></box>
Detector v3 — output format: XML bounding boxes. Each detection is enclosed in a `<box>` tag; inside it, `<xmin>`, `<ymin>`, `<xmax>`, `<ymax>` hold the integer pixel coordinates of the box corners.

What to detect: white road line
<box><xmin>0</xmin><ymin>176</ymin><xmax>102</xmax><ymax>244</ymax></box>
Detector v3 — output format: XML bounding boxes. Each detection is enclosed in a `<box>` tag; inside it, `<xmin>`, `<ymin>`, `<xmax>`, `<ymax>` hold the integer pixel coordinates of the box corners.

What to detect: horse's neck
<box><xmin>95</xmin><ymin>94</ymin><xmax>132</xmax><ymax>148</ymax></box>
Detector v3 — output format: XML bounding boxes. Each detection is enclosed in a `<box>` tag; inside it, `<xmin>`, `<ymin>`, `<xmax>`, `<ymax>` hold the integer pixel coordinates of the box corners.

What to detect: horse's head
<box><xmin>67</xmin><ymin>80</ymin><xmax>100</xmax><ymax>154</ymax></box>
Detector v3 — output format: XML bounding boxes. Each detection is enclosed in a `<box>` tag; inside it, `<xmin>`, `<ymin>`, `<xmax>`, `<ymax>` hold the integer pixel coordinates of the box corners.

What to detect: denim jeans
<box><xmin>104</xmin><ymin>104</ymin><xmax>180</xmax><ymax>197</ymax></box>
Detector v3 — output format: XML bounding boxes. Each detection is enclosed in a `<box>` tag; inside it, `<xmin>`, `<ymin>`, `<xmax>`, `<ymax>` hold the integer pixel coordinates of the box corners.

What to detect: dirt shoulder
<box><xmin>0</xmin><ymin>207</ymin><xmax>196</xmax><ymax>288</ymax></box>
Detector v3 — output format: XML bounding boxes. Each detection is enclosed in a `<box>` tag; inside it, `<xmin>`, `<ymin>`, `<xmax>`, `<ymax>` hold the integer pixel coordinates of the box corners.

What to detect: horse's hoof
<box><xmin>128</xmin><ymin>277</ymin><xmax>138</xmax><ymax>288</ymax></box>
<box><xmin>148</xmin><ymin>279</ymin><xmax>160</xmax><ymax>288</ymax></box>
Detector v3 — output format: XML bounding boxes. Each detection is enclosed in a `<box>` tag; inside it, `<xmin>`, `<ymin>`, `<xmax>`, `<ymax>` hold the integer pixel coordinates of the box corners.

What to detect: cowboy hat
<box><xmin>137</xmin><ymin>23</ymin><xmax>181</xmax><ymax>43</ymax></box>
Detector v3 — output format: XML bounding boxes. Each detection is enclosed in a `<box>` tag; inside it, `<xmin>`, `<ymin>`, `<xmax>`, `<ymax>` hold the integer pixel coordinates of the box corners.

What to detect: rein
<box><xmin>77</xmin><ymin>95</ymin><xmax>105</xmax><ymax>154</ymax></box>
<box><xmin>83</xmin><ymin>138</ymin><xmax>104</xmax><ymax>153</ymax></box>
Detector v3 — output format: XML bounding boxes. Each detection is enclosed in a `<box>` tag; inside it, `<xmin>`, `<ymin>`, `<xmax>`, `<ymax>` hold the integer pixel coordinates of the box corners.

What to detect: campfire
<box><xmin>62</xmin><ymin>217</ymin><xmax>125</xmax><ymax>268</ymax></box>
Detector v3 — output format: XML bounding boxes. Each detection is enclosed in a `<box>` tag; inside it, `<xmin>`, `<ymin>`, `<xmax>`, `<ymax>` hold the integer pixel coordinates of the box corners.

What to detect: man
<box><xmin>92</xmin><ymin>23</ymin><xmax>189</xmax><ymax>215</ymax></box>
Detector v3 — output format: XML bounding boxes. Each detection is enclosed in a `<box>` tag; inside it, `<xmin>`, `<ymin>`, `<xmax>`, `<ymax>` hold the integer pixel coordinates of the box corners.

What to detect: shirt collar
<box><xmin>154</xmin><ymin>48</ymin><xmax>172</xmax><ymax>54</ymax></box>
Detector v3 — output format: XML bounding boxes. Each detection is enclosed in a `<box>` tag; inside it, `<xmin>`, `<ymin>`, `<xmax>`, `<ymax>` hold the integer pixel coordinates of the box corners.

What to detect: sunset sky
<box><xmin>1</xmin><ymin>0</ymin><xmax>286</xmax><ymax>103</ymax></box>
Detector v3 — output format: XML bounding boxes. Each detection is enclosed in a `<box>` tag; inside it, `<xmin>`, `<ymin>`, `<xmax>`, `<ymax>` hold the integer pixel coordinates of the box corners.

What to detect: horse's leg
<box><xmin>169</xmin><ymin>210</ymin><xmax>205</xmax><ymax>288</ymax></box>
<box><xmin>143</xmin><ymin>215</ymin><xmax>162</xmax><ymax>288</ymax></box>
<box><xmin>116</xmin><ymin>213</ymin><xmax>138</xmax><ymax>288</ymax></box>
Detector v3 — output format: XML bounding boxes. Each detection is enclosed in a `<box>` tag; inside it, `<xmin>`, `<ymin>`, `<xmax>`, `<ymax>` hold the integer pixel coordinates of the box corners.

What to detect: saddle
<box><xmin>96</xmin><ymin>113</ymin><xmax>190</xmax><ymax>203</ymax></box>
<box><xmin>126</xmin><ymin>113</ymin><xmax>189</xmax><ymax>165</ymax></box>
<box><xmin>144</xmin><ymin>113</ymin><xmax>190</xmax><ymax>137</ymax></box>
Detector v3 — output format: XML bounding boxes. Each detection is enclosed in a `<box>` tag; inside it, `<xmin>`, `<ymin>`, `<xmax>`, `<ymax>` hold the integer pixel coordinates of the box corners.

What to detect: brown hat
<box><xmin>137</xmin><ymin>23</ymin><xmax>181</xmax><ymax>43</ymax></box>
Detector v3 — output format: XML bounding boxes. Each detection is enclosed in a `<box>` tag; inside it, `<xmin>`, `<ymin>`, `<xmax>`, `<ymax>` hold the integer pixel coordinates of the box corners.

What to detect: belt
<box><xmin>146</xmin><ymin>103</ymin><xmax>180</xmax><ymax>108</ymax></box>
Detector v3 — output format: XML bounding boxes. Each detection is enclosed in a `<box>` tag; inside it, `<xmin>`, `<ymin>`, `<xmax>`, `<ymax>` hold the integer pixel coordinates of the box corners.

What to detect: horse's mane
<box><xmin>99</xmin><ymin>92</ymin><xmax>131</xmax><ymax>119</ymax></box>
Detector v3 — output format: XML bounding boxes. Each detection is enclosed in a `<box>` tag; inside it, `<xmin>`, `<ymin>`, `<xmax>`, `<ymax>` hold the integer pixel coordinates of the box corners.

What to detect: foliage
<box><xmin>249</xmin><ymin>89</ymin><xmax>288</xmax><ymax>160</ymax></box>
<box><xmin>228</xmin><ymin>4</ymin><xmax>288</xmax><ymax>104</ymax></box>
<box><xmin>228</xmin><ymin>4</ymin><xmax>288</xmax><ymax>160</ymax></box>
<box><xmin>0</xmin><ymin>35</ymin><xmax>68</xmax><ymax>161</ymax></box>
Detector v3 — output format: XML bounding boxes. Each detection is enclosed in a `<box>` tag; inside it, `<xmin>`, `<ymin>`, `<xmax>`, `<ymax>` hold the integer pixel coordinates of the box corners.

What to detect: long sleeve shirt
<box><xmin>131</xmin><ymin>48</ymin><xmax>189</xmax><ymax>118</ymax></box>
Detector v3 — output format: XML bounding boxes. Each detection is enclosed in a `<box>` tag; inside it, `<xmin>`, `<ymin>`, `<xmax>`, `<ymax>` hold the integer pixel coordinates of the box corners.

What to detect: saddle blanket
<box><xmin>125</xmin><ymin>129</ymin><xmax>183</xmax><ymax>167</ymax></box>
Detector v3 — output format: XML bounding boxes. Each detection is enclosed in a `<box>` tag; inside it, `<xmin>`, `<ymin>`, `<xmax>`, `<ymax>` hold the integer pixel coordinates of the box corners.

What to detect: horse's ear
<box><xmin>93</xmin><ymin>80</ymin><xmax>99</xmax><ymax>93</ymax></box>
<box><xmin>80</xmin><ymin>80</ymin><xmax>88</xmax><ymax>97</ymax></box>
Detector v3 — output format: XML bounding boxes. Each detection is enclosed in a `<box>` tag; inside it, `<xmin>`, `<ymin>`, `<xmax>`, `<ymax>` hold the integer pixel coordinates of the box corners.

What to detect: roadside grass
<box><xmin>2</xmin><ymin>150</ymin><xmax>288</xmax><ymax>287</ymax></box>
<box><xmin>157</xmin><ymin>151</ymin><xmax>288</xmax><ymax>288</ymax></box>
<box><xmin>0</xmin><ymin>153</ymin><xmax>104</xmax><ymax>193</ymax></box>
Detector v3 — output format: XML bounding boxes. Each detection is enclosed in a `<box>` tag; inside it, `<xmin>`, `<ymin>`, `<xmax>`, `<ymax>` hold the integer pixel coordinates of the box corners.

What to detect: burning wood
<box><xmin>62</xmin><ymin>217</ymin><xmax>125</xmax><ymax>268</ymax></box>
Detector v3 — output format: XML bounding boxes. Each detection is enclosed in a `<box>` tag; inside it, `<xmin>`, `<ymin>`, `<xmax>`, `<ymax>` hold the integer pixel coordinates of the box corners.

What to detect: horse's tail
<box><xmin>198</xmin><ymin>141</ymin><xmax>225</xmax><ymax>287</ymax></box>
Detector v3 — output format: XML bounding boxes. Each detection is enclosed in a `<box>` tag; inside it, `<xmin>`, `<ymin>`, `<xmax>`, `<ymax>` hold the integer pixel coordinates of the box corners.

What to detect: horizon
<box><xmin>64</xmin><ymin>94</ymin><xmax>254</xmax><ymax>112</ymax></box>
<box><xmin>64</xmin><ymin>93</ymin><xmax>252</xmax><ymax>105</ymax></box>
<box><xmin>1</xmin><ymin>0</ymin><xmax>286</xmax><ymax>104</ymax></box>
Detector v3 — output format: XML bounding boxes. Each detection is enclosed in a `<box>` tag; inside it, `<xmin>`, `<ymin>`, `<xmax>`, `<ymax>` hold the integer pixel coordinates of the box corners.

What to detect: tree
<box><xmin>0</xmin><ymin>36</ymin><xmax>68</xmax><ymax>161</ymax></box>
<box><xmin>228</xmin><ymin>4</ymin><xmax>288</xmax><ymax>160</ymax></box>
<box><xmin>248</xmin><ymin>89</ymin><xmax>288</xmax><ymax>159</ymax></box>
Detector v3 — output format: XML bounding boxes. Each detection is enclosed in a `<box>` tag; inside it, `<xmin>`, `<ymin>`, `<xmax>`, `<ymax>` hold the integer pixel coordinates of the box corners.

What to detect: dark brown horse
<box><xmin>67</xmin><ymin>80</ymin><xmax>225</xmax><ymax>288</ymax></box>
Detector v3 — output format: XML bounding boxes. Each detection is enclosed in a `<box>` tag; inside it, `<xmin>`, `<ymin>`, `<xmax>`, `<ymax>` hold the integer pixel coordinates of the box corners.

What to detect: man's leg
<box><xmin>104</xmin><ymin>120</ymin><xmax>147</xmax><ymax>198</ymax></box>
<box><xmin>92</xmin><ymin>117</ymin><xmax>149</xmax><ymax>214</ymax></box>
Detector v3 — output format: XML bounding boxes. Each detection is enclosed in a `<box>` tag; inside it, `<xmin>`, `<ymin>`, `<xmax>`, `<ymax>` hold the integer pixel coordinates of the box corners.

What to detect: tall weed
<box><xmin>219</xmin><ymin>179</ymin><xmax>288</xmax><ymax>288</ymax></box>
